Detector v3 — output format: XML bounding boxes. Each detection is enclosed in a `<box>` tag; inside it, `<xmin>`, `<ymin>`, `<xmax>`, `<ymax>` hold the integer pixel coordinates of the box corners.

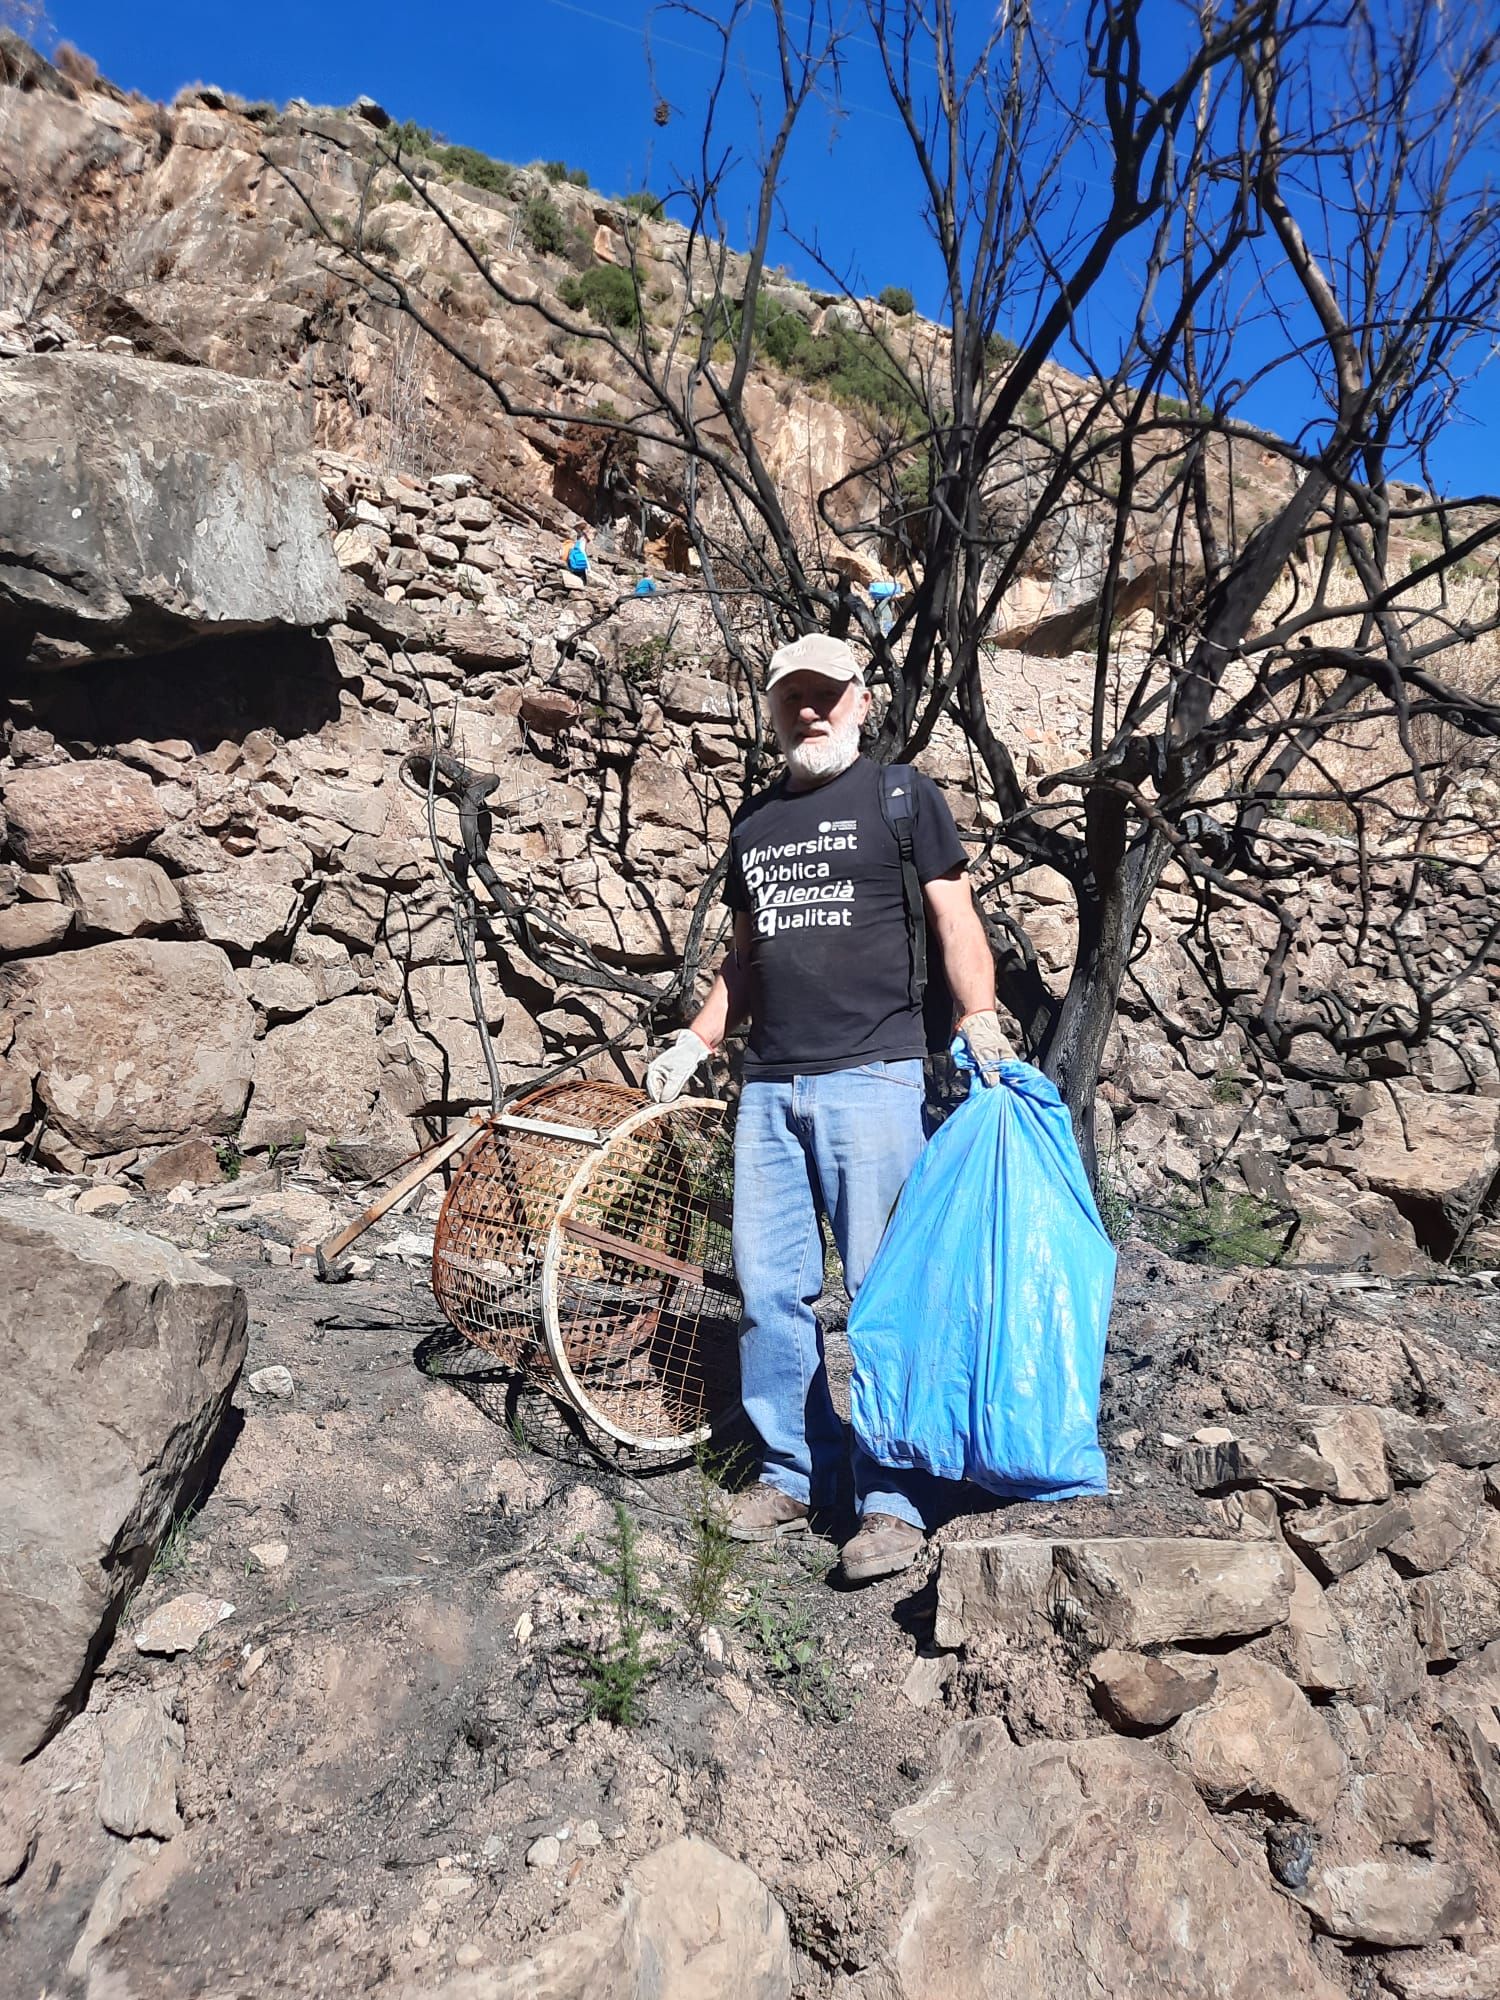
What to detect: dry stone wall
<box><xmin>0</xmin><ymin>424</ymin><xmax>1497</xmax><ymax>1274</ymax></box>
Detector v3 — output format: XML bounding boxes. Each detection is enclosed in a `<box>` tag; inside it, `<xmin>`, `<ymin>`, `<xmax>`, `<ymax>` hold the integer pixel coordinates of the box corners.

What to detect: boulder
<box><xmin>937</xmin><ymin>1536</ymin><xmax>1295</xmax><ymax>1649</ymax></box>
<box><xmin>0</xmin><ymin>1195</ymin><xmax>246</xmax><ymax>1759</ymax></box>
<box><xmin>1274</xmin><ymin>1564</ymin><xmax>1358</xmax><ymax>1694</ymax></box>
<box><xmin>1435</xmin><ymin>1642</ymin><xmax>1500</xmax><ymax>1834</ymax></box>
<box><xmin>1333</xmin><ymin>1083</ymin><xmax>1500</xmax><ymax>1255</ymax></box>
<box><xmin>0</xmin><ymin>940</ymin><xmax>254</xmax><ymax>1152</ymax></box>
<box><xmin>141</xmin><ymin>1135</ymin><xmax>225</xmax><ymax>1192</ymax></box>
<box><xmin>1</xmin><ymin>759</ymin><xmax>165</xmax><ymax>867</ymax></box>
<box><xmin>1300</xmin><ymin>1405</ymin><xmax>1393</xmax><ymax>1503</ymax></box>
<box><xmin>179</xmin><ymin>863</ymin><xmax>302</xmax><ymax>952</ymax></box>
<box><xmin>0</xmin><ymin>900</ymin><xmax>73</xmax><ymax>955</ymax></box>
<box><xmin>0</xmin><ymin>353</ymin><xmax>342</xmax><ymax>668</ymax></box>
<box><xmin>1049</xmin><ymin>1537</ymin><xmax>1296</xmax><ymax>1648</ymax></box>
<box><xmin>1328</xmin><ymin>1556</ymin><xmax>1429</xmax><ymax>1706</ymax></box>
<box><xmin>419</xmin><ymin>1835</ymin><xmax>792</xmax><ymax>1999</ymax></box>
<box><xmin>1379</xmin><ymin>1949</ymin><xmax>1500</xmax><ymax>1999</ymax></box>
<box><xmin>0</xmin><ymin>1760</ymin><xmax>42</xmax><ymax>1884</ymax></box>
<box><xmin>1299</xmin><ymin>1859</ymin><xmax>1475</xmax><ymax>1949</ymax></box>
<box><xmin>1389</xmin><ymin>1465</ymin><xmax>1485</xmax><ymax>1576</ymax></box>
<box><xmin>1165</xmin><ymin>1656</ymin><xmax>1346</xmax><ymax>1822</ymax></box>
<box><xmin>1090</xmin><ymin>1649</ymin><xmax>1218</xmax><ymax>1730</ymax></box>
<box><xmin>59</xmin><ymin>856</ymin><xmax>183</xmax><ymax>937</ymax></box>
<box><xmin>1346</xmin><ymin>1773</ymin><xmax>1436</xmax><ymax>1848</ymax></box>
<box><xmin>240</xmin><ymin>994</ymin><xmax>382</xmax><ymax>1150</ymax></box>
<box><xmin>98</xmin><ymin>1693</ymin><xmax>183</xmax><ymax>1838</ymax></box>
<box><xmin>1283</xmin><ymin>1498</ymin><xmax>1413</xmax><ymax>1582</ymax></box>
<box><xmin>892</xmin><ymin>1721</ymin><xmax>1343</xmax><ymax>2000</ymax></box>
<box><xmin>1376</xmin><ymin>1406</ymin><xmax>1444</xmax><ymax>1485</ymax></box>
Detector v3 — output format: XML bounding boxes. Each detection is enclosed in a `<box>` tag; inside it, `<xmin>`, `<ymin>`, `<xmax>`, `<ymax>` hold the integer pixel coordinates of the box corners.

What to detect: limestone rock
<box><xmin>141</xmin><ymin>1135</ymin><xmax>225</xmax><ymax>1192</ymax></box>
<box><xmin>1278</xmin><ymin>1564</ymin><xmax>1358</xmax><ymax>1693</ymax></box>
<box><xmin>937</xmin><ymin>1535</ymin><xmax>1295</xmax><ymax>1649</ymax></box>
<box><xmin>1375</xmin><ymin>1406</ymin><xmax>1444</xmax><ymax>1486</ymax></box>
<box><xmin>1435</xmin><ymin>1642</ymin><xmax>1500</xmax><ymax>1834</ymax></box>
<box><xmin>1</xmin><ymin>940</ymin><xmax>254</xmax><ymax>1153</ymax></box>
<box><xmin>1</xmin><ymin>758</ymin><xmax>165</xmax><ymax>867</ymax></box>
<box><xmin>932</xmin><ymin>1537</ymin><xmax>1058</xmax><ymax>1648</ymax></box>
<box><xmin>1346</xmin><ymin>1772</ymin><xmax>1436</xmax><ymax>1848</ymax></box>
<box><xmin>1049</xmin><ymin>1537</ymin><xmax>1296</xmax><ymax>1647</ymax></box>
<box><xmin>98</xmin><ymin>1693</ymin><xmax>183</xmax><ymax>1838</ymax></box>
<box><xmin>1178</xmin><ymin>1437</ymin><xmax>1338</xmax><ymax>1498</ymax></box>
<box><xmin>1090</xmin><ymin>1648</ymin><xmax>1218</xmax><ymax>1730</ymax></box>
<box><xmin>244</xmin><ymin>963</ymin><xmax>318</xmax><ymax>1021</ymax></box>
<box><xmin>1166</xmin><ymin>1656</ymin><xmax>1346</xmax><ymax>1822</ymax></box>
<box><xmin>1379</xmin><ymin>1946</ymin><xmax>1500</xmax><ymax>1998</ymax></box>
<box><xmin>0</xmin><ymin>899</ymin><xmax>74</xmax><ymax>955</ymax></box>
<box><xmin>420</xmin><ymin>1834</ymin><xmax>792</xmax><ymax>1999</ymax></box>
<box><xmin>1389</xmin><ymin>1465</ymin><xmax>1485</xmax><ymax>1576</ymax></box>
<box><xmin>132</xmin><ymin>1591</ymin><xmax>233</xmax><ymax>1656</ymax></box>
<box><xmin>0</xmin><ymin>1197</ymin><xmax>246</xmax><ymax>1757</ymax></box>
<box><xmin>1300</xmin><ymin>1859</ymin><xmax>1475</xmax><ymax>1949</ymax></box>
<box><xmin>1328</xmin><ymin>1556</ymin><xmax>1429</xmax><ymax>1707</ymax></box>
<box><xmin>1333</xmin><ymin>1083</ymin><xmax>1500</xmax><ymax>1254</ymax></box>
<box><xmin>0</xmin><ymin>353</ymin><xmax>342</xmax><ymax>668</ymax></box>
<box><xmin>892</xmin><ymin>1721</ymin><xmax>1343</xmax><ymax>2000</ymax></box>
<box><xmin>240</xmin><ymin>994</ymin><xmax>381</xmax><ymax>1150</ymax></box>
<box><xmin>1283</xmin><ymin>1498</ymin><xmax>1413</xmax><ymax>1582</ymax></box>
<box><xmin>179</xmin><ymin>863</ymin><xmax>302</xmax><ymax>952</ymax></box>
<box><xmin>59</xmin><ymin>856</ymin><xmax>182</xmax><ymax>938</ymax></box>
<box><xmin>1301</xmin><ymin>1405</ymin><xmax>1393</xmax><ymax>1502</ymax></box>
<box><xmin>1411</xmin><ymin>1527</ymin><xmax>1500</xmax><ymax>1665</ymax></box>
<box><xmin>0</xmin><ymin>1759</ymin><xmax>42</xmax><ymax>1884</ymax></box>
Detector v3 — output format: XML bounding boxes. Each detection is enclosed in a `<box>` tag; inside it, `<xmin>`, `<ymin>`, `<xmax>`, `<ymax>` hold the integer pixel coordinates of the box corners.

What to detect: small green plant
<box><xmin>1092</xmin><ymin>1147</ymin><xmax>1133</xmax><ymax>1245</ymax></box>
<box><xmin>324</xmin><ymin>1143</ymin><xmax>361</xmax><ymax>1184</ymax></box>
<box><xmin>620</xmin><ymin>632</ymin><xmax>673</xmax><ymax>685</ymax></box>
<box><xmin>150</xmin><ymin>1506</ymin><xmax>199</xmax><ymax>1580</ymax></box>
<box><xmin>1210</xmin><ymin>1072</ymin><xmax>1245</xmax><ymax>1105</ymax></box>
<box><xmin>1141</xmin><ymin>1189</ymin><xmax>1291</xmax><ymax>1269</ymax></box>
<box><xmin>569</xmin><ymin>1503</ymin><xmax>660</xmax><ymax>1726</ymax></box>
<box><xmin>384</xmin><ymin>178</ymin><xmax>415</xmax><ymax>203</ymax></box>
<box><xmin>738</xmin><ymin>1568</ymin><xmax>848</xmax><ymax>1724</ymax></box>
<box><xmin>558</xmin><ymin>263</ymin><xmax>641</xmax><ymax>330</ymax></box>
<box><xmin>523</xmin><ymin>192</ymin><xmax>570</xmax><ymax>256</ymax></box>
<box><xmin>879</xmin><ymin>284</ymin><xmax>915</xmax><ymax>316</ymax></box>
<box><xmin>681</xmin><ymin>1449</ymin><xmax>744</xmax><ymax>1634</ymax></box>
<box><xmin>622</xmin><ymin>190</ymin><xmax>664</xmax><ymax>220</ymax></box>
<box><xmin>266</xmin><ymin>1133</ymin><xmax>305</xmax><ymax>1170</ymax></box>
<box><xmin>215</xmin><ymin>1139</ymin><xmax>242</xmax><ymax>1180</ymax></box>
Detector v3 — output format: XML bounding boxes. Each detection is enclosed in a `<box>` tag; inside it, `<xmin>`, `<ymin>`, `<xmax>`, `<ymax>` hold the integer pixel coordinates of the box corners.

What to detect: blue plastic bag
<box><xmin>848</xmin><ymin>1051</ymin><xmax>1114</xmax><ymax>1500</ymax></box>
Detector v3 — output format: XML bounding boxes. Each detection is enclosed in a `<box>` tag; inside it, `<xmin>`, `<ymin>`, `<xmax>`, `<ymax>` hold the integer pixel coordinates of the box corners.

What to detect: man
<box><xmin>645</xmin><ymin>633</ymin><xmax>1013</xmax><ymax>1582</ymax></box>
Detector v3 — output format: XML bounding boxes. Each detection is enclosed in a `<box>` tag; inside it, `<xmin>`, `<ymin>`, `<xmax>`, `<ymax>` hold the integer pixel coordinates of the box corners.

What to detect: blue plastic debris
<box><xmin>848</xmin><ymin>1049</ymin><xmax>1114</xmax><ymax>1500</ymax></box>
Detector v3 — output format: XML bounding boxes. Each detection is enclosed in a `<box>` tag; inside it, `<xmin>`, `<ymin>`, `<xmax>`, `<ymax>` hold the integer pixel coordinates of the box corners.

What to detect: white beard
<box><xmin>781</xmin><ymin>712</ymin><xmax>862</xmax><ymax>785</ymax></box>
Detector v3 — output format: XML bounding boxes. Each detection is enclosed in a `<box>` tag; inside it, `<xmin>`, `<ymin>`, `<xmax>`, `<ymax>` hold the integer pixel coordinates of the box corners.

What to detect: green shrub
<box><xmin>622</xmin><ymin>191</ymin><xmax>665</xmax><ymax>220</ymax></box>
<box><xmin>523</xmin><ymin>192</ymin><xmax>570</xmax><ymax>256</ymax></box>
<box><xmin>384</xmin><ymin>179</ymin><xmax>415</xmax><ymax>203</ymax></box>
<box><xmin>567</xmin><ymin>166</ymin><xmax>590</xmax><ymax>187</ymax></box>
<box><xmin>1141</xmin><ymin>1189</ymin><xmax>1291</xmax><ymax>1269</ymax></box>
<box><xmin>542</xmin><ymin>159</ymin><xmax>568</xmax><ymax>183</ymax></box>
<box><xmin>558</xmin><ymin>262</ymin><xmax>640</xmax><ymax>330</ymax></box>
<box><xmin>392</xmin><ymin>117</ymin><xmax>437</xmax><ymax>155</ymax></box>
<box><xmin>984</xmin><ymin>331</ymin><xmax>1019</xmax><ymax>370</ymax></box>
<box><xmin>879</xmin><ymin>285</ymin><xmax>914</xmax><ymax>316</ymax></box>
<box><xmin>437</xmin><ymin>144</ymin><xmax>514</xmax><ymax>196</ymax></box>
<box><xmin>709</xmin><ymin>297</ymin><xmax>924</xmax><ymax>431</ymax></box>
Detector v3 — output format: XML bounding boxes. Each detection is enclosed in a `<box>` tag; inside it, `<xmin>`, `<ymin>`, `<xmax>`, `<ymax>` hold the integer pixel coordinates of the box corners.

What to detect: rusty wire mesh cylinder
<box><xmin>431</xmin><ymin>1080</ymin><xmax>740</xmax><ymax>1450</ymax></box>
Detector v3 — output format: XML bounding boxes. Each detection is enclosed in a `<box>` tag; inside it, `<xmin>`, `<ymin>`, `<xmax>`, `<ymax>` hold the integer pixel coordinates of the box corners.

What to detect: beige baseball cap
<box><xmin>764</xmin><ymin>633</ymin><xmax>865</xmax><ymax>693</ymax></box>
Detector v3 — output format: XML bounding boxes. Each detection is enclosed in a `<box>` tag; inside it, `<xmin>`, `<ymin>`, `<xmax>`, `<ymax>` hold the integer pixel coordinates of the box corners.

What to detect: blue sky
<box><xmin>41</xmin><ymin>0</ymin><xmax>1499</xmax><ymax>495</ymax></box>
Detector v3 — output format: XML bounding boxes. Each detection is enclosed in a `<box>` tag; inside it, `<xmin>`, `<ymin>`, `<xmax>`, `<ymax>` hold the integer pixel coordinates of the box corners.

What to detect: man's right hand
<box><xmin>644</xmin><ymin>1029</ymin><xmax>712</xmax><ymax>1104</ymax></box>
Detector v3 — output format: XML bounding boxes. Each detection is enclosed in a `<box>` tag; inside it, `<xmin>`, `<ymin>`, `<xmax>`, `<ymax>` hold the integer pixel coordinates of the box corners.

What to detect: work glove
<box><xmin>956</xmin><ymin>1009</ymin><xmax>1016</xmax><ymax>1085</ymax></box>
<box><xmin>644</xmin><ymin>1029</ymin><xmax>712</xmax><ymax>1104</ymax></box>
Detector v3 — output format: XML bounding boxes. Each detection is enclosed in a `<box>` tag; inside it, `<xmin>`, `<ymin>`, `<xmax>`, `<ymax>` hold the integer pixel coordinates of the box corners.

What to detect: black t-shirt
<box><xmin>724</xmin><ymin>756</ymin><xmax>967</xmax><ymax>1079</ymax></box>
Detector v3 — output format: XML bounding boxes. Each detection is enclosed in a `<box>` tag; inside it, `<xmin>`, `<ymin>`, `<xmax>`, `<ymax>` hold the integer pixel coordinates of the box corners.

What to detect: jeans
<box><xmin>733</xmin><ymin>1059</ymin><xmax>947</xmax><ymax>1530</ymax></box>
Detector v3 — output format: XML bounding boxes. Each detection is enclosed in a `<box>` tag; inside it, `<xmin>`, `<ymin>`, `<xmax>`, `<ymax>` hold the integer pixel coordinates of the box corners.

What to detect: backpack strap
<box><xmin>879</xmin><ymin>764</ymin><xmax>927</xmax><ymax>1009</ymax></box>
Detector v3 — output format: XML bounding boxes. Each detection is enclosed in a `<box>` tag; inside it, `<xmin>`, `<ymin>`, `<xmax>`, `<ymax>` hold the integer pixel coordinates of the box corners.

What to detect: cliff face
<box><xmin>0</xmin><ymin>48</ymin><xmax>1497</xmax><ymax>1276</ymax></box>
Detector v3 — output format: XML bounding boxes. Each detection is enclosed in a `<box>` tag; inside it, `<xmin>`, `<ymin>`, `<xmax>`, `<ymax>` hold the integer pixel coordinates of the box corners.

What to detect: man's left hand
<box><xmin>957</xmin><ymin>1009</ymin><xmax>1016</xmax><ymax>1084</ymax></box>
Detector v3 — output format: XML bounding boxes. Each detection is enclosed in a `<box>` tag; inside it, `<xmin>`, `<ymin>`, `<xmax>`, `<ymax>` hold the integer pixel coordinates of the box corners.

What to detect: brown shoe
<box><xmin>725</xmin><ymin>1483</ymin><xmax>810</xmax><ymax>1543</ymax></box>
<box><xmin>841</xmin><ymin>1512</ymin><xmax>924</xmax><ymax>1583</ymax></box>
